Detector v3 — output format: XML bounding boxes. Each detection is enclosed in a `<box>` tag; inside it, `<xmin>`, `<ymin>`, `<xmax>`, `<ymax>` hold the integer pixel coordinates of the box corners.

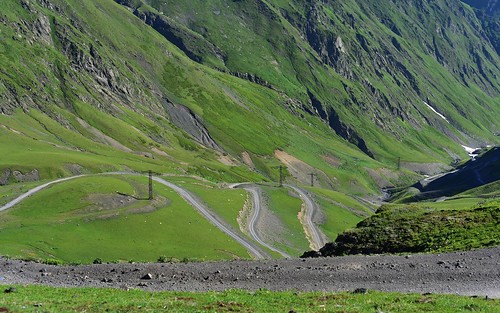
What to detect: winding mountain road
<box><xmin>0</xmin><ymin>173</ymin><xmax>268</xmax><ymax>260</ymax></box>
<box><xmin>151</xmin><ymin>177</ymin><xmax>268</xmax><ymax>259</ymax></box>
<box><xmin>231</xmin><ymin>184</ymin><xmax>291</xmax><ymax>258</ymax></box>
<box><xmin>0</xmin><ymin>175</ymin><xmax>324</xmax><ymax>259</ymax></box>
<box><xmin>285</xmin><ymin>184</ymin><xmax>326</xmax><ymax>251</ymax></box>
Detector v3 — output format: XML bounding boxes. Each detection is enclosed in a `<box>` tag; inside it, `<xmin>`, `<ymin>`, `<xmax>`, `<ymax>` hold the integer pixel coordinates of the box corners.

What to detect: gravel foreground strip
<box><xmin>1</xmin><ymin>247</ymin><xmax>499</xmax><ymax>298</ymax></box>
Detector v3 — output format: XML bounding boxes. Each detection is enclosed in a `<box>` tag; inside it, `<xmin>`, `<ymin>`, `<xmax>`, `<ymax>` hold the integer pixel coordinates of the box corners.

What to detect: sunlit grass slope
<box><xmin>0</xmin><ymin>175</ymin><xmax>250</xmax><ymax>263</ymax></box>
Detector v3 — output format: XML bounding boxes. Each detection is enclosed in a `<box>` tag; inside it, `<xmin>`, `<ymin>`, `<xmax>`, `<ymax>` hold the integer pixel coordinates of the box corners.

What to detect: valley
<box><xmin>0</xmin><ymin>0</ymin><xmax>499</xmax><ymax>309</ymax></box>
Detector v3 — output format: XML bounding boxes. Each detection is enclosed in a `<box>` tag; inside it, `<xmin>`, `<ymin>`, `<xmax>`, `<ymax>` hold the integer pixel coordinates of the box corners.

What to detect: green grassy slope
<box><xmin>1</xmin><ymin>0</ymin><xmax>499</xmax><ymax>263</ymax></box>
<box><xmin>130</xmin><ymin>0</ymin><xmax>500</xmax><ymax>159</ymax></box>
<box><xmin>0</xmin><ymin>0</ymin><xmax>391</xmax><ymax>193</ymax></box>
<box><xmin>2</xmin><ymin>285</ymin><xmax>499</xmax><ymax>313</ymax></box>
<box><xmin>262</xmin><ymin>186</ymin><xmax>310</xmax><ymax>256</ymax></box>
<box><xmin>317</xmin><ymin>198</ymin><xmax>500</xmax><ymax>257</ymax></box>
<box><xmin>0</xmin><ymin>175</ymin><xmax>251</xmax><ymax>263</ymax></box>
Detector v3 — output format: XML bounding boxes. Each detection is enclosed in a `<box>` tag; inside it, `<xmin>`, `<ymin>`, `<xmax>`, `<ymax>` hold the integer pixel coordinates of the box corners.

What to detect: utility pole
<box><xmin>309</xmin><ymin>173</ymin><xmax>317</xmax><ymax>187</ymax></box>
<box><xmin>279</xmin><ymin>165</ymin><xmax>284</xmax><ymax>187</ymax></box>
<box><xmin>148</xmin><ymin>170</ymin><xmax>153</xmax><ymax>200</ymax></box>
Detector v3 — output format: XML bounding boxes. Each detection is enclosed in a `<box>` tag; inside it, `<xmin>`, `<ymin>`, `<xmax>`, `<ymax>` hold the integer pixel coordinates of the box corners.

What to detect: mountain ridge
<box><xmin>1</xmin><ymin>0</ymin><xmax>499</xmax><ymax>190</ymax></box>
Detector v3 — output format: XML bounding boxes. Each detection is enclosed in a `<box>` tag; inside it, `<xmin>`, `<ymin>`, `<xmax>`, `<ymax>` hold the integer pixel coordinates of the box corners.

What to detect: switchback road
<box><xmin>0</xmin><ymin>173</ymin><xmax>268</xmax><ymax>259</ymax></box>
<box><xmin>231</xmin><ymin>184</ymin><xmax>291</xmax><ymax>258</ymax></box>
<box><xmin>285</xmin><ymin>184</ymin><xmax>326</xmax><ymax>251</ymax></box>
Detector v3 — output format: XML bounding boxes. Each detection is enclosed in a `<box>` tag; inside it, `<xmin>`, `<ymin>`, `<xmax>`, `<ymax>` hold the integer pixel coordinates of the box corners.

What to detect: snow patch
<box><xmin>461</xmin><ymin>145</ymin><xmax>476</xmax><ymax>154</ymax></box>
<box><xmin>461</xmin><ymin>145</ymin><xmax>479</xmax><ymax>159</ymax></box>
<box><xmin>424</xmin><ymin>101</ymin><xmax>449</xmax><ymax>123</ymax></box>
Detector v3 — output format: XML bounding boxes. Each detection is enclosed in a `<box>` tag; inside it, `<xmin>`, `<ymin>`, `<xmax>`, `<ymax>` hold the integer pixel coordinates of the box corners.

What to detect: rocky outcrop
<box><xmin>116</xmin><ymin>1</ymin><xmax>226</xmax><ymax>65</ymax></box>
<box><xmin>0</xmin><ymin>169</ymin><xmax>40</xmax><ymax>185</ymax></box>
<box><xmin>327</xmin><ymin>109</ymin><xmax>374</xmax><ymax>158</ymax></box>
<box><xmin>163</xmin><ymin>100</ymin><xmax>221</xmax><ymax>151</ymax></box>
<box><xmin>307</xmin><ymin>91</ymin><xmax>374</xmax><ymax>158</ymax></box>
<box><xmin>0</xmin><ymin>169</ymin><xmax>11</xmax><ymax>186</ymax></box>
<box><xmin>304</xmin><ymin>6</ymin><xmax>355</xmax><ymax>80</ymax></box>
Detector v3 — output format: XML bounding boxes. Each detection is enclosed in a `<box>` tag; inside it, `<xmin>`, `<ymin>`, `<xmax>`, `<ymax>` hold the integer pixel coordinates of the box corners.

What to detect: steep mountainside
<box><xmin>462</xmin><ymin>0</ymin><xmax>500</xmax><ymax>54</ymax></box>
<box><xmin>1</xmin><ymin>0</ymin><xmax>499</xmax><ymax>190</ymax></box>
<box><xmin>119</xmin><ymin>0</ymin><xmax>500</xmax><ymax>156</ymax></box>
<box><xmin>462</xmin><ymin>0</ymin><xmax>500</xmax><ymax>14</ymax></box>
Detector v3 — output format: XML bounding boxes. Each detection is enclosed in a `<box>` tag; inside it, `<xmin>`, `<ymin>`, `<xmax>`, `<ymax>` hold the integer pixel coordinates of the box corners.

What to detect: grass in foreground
<box><xmin>0</xmin><ymin>285</ymin><xmax>498</xmax><ymax>312</ymax></box>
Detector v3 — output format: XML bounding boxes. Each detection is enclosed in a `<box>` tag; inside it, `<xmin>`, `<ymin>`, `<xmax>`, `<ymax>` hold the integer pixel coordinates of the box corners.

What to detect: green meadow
<box><xmin>0</xmin><ymin>285</ymin><xmax>498</xmax><ymax>313</ymax></box>
<box><xmin>0</xmin><ymin>175</ymin><xmax>250</xmax><ymax>263</ymax></box>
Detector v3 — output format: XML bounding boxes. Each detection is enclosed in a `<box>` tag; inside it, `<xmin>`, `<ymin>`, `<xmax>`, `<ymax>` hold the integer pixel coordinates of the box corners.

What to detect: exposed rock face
<box><xmin>0</xmin><ymin>169</ymin><xmax>40</xmax><ymax>185</ymax></box>
<box><xmin>33</xmin><ymin>13</ymin><xmax>53</xmax><ymax>46</ymax></box>
<box><xmin>12</xmin><ymin>169</ymin><xmax>40</xmax><ymax>183</ymax></box>
<box><xmin>0</xmin><ymin>169</ymin><xmax>11</xmax><ymax>186</ymax></box>
<box><xmin>117</xmin><ymin>1</ymin><xmax>226</xmax><ymax>65</ymax></box>
<box><xmin>307</xmin><ymin>90</ymin><xmax>374</xmax><ymax>158</ymax></box>
<box><xmin>163</xmin><ymin>100</ymin><xmax>221</xmax><ymax>151</ymax></box>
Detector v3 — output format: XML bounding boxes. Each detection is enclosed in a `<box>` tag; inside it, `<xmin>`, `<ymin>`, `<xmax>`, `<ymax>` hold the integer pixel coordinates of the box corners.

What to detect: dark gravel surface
<box><xmin>1</xmin><ymin>247</ymin><xmax>499</xmax><ymax>298</ymax></box>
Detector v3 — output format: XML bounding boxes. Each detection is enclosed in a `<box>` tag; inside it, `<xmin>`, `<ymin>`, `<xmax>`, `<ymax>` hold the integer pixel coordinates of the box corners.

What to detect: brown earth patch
<box><xmin>274</xmin><ymin>150</ymin><xmax>315</xmax><ymax>185</ymax></box>
<box><xmin>241</xmin><ymin>152</ymin><xmax>255</xmax><ymax>169</ymax></box>
<box><xmin>218</xmin><ymin>153</ymin><xmax>238</xmax><ymax>166</ymax></box>
<box><xmin>127</xmin><ymin>196</ymin><xmax>171</xmax><ymax>214</ymax></box>
<box><xmin>321</xmin><ymin>154</ymin><xmax>341</xmax><ymax>168</ymax></box>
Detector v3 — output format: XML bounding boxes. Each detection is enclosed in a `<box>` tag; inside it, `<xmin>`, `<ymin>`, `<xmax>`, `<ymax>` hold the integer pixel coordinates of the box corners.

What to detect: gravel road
<box><xmin>0</xmin><ymin>175</ymin><xmax>85</xmax><ymax>212</ymax></box>
<box><xmin>285</xmin><ymin>185</ymin><xmax>326</xmax><ymax>250</ymax></box>
<box><xmin>0</xmin><ymin>173</ymin><xmax>268</xmax><ymax>260</ymax></box>
<box><xmin>232</xmin><ymin>184</ymin><xmax>291</xmax><ymax>258</ymax></box>
<box><xmin>152</xmin><ymin>177</ymin><xmax>268</xmax><ymax>259</ymax></box>
<box><xmin>1</xmin><ymin>247</ymin><xmax>498</xmax><ymax>298</ymax></box>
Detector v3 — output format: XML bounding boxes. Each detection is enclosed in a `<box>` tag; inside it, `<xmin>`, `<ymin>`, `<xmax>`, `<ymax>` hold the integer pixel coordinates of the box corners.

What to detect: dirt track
<box><xmin>1</xmin><ymin>247</ymin><xmax>499</xmax><ymax>298</ymax></box>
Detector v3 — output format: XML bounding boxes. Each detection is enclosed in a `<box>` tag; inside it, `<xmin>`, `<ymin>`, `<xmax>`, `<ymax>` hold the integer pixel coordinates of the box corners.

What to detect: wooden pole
<box><xmin>279</xmin><ymin>165</ymin><xmax>284</xmax><ymax>187</ymax></box>
<box><xmin>148</xmin><ymin>170</ymin><xmax>153</xmax><ymax>200</ymax></box>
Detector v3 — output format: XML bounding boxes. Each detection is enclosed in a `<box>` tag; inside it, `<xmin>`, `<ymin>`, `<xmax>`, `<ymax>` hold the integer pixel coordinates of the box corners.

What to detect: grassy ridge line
<box><xmin>0</xmin><ymin>285</ymin><xmax>498</xmax><ymax>312</ymax></box>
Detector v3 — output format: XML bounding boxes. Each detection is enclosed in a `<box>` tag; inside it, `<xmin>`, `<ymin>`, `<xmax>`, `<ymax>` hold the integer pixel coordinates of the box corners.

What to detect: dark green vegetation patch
<box><xmin>320</xmin><ymin>199</ymin><xmax>500</xmax><ymax>256</ymax></box>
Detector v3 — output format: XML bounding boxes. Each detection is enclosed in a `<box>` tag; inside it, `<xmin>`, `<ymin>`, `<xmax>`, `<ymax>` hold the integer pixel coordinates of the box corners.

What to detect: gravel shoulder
<box><xmin>1</xmin><ymin>247</ymin><xmax>499</xmax><ymax>298</ymax></box>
